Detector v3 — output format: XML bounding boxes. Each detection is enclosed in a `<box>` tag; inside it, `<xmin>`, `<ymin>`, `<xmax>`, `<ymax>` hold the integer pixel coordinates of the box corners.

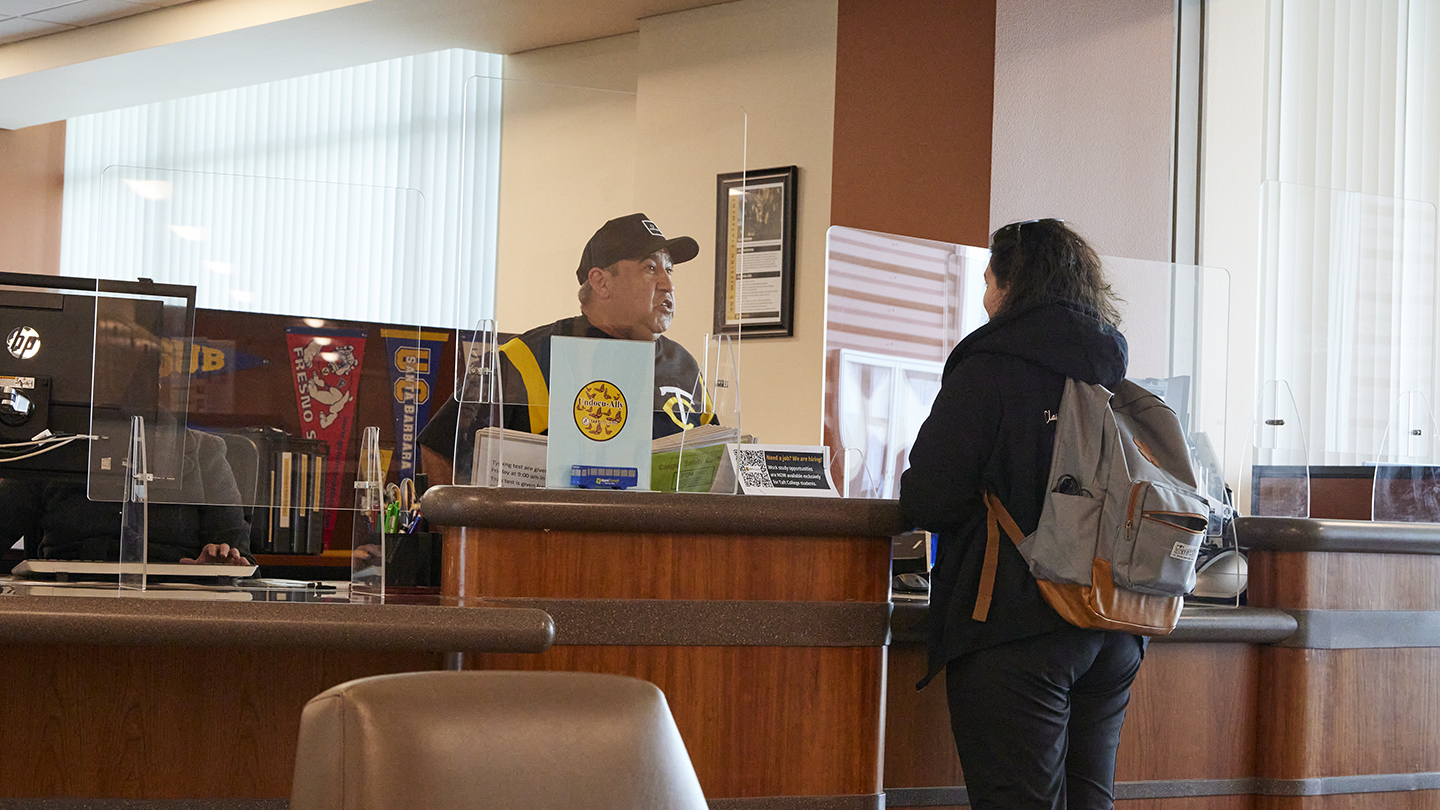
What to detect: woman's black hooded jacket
<box><xmin>899</xmin><ymin>297</ymin><xmax>1128</xmax><ymax>686</ymax></box>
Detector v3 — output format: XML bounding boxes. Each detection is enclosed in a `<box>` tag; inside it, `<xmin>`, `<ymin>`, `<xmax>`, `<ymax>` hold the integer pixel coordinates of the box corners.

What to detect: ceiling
<box><xmin>0</xmin><ymin>0</ymin><xmax>735</xmax><ymax>130</ymax></box>
<box><xmin>0</xmin><ymin>0</ymin><xmax>195</xmax><ymax>46</ymax></box>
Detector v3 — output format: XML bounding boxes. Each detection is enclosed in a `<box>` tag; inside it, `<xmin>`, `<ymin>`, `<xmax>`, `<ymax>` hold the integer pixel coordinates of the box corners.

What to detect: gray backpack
<box><xmin>975</xmin><ymin>378</ymin><xmax>1211</xmax><ymax>635</ymax></box>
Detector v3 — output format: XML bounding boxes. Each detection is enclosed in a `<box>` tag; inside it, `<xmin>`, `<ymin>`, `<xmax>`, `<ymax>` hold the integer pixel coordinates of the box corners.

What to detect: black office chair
<box><xmin>289</xmin><ymin>670</ymin><xmax>709</xmax><ymax>810</ymax></box>
<box><xmin>216</xmin><ymin>430</ymin><xmax>259</xmax><ymax>531</ymax></box>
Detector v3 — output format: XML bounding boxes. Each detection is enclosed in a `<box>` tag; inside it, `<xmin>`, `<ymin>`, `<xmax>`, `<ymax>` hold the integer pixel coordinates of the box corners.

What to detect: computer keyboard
<box><xmin>12</xmin><ymin>559</ymin><xmax>258</xmax><ymax>580</ymax></box>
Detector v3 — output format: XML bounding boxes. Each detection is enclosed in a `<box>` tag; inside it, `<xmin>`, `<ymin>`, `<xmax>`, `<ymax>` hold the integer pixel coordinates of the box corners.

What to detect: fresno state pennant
<box><xmin>286</xmin><ymin>326</ymin><xmax>368</xmax><ymax>548</ymax></box>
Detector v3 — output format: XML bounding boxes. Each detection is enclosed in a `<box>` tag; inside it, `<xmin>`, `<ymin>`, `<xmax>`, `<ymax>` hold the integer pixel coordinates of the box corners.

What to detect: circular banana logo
<box><xmin>573</xmin><ymin>380</ymin><xmax>627</xmax><ymax>441</ymax></box>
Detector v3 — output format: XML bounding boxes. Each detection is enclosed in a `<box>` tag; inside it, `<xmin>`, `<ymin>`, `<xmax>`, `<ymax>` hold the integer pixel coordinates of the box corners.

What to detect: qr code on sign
<box><xmin>735</xmin><ymin>449</ymin><xmax>772</xmax><ymax>489</ymax></box>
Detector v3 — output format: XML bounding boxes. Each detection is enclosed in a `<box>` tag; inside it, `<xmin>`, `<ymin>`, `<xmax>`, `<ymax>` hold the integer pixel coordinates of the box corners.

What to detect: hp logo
<box><xmin>6</xmin><ymin>327</ymin><xmax>40</xmax><ymax>360</ymax></box>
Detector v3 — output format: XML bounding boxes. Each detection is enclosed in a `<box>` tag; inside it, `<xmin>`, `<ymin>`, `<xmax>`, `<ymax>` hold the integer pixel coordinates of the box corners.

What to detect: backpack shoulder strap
<box><xmin>974</xmin><ymin>492</ymin><xmax>1026</xmax><ymax>622</ymax></box>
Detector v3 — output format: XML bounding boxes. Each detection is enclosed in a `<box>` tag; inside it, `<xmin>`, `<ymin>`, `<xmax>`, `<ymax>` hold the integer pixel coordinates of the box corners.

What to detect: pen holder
<box><xmin>383</xmin><ymin>531</ymin><xmax>443</xmax><ymax>588</ymax></box>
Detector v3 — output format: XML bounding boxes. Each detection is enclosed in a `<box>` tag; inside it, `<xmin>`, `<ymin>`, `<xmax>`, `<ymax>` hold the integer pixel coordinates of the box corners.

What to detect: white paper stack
<box><xmin>470</xmin><ymin>427</ymin><xmax>549</xmax><ymax>488</ymax></box>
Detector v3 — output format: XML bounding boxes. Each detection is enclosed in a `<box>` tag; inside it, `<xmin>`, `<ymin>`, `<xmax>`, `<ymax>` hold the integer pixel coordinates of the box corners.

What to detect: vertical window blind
<box><xmin>60</xmin><ymin>49</ymin><xmax>503</xmax><ymax>329</ymax></box>
<box><xmin>1260</xmin><ymin>0</ymin><xmax>1440</xmax><ymax>465</ymax></box>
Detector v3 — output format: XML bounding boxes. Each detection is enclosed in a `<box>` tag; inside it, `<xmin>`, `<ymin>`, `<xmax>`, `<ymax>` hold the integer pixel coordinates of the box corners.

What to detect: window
<box><xmin>1259</xmin><ymin>1</ymin><xmax>1440</xmax><ymax>465</ymax></box>
<box><xmin>60</xmin><ymin>49</ymin><xmax>503</xmax><ymax>329</ymax></box>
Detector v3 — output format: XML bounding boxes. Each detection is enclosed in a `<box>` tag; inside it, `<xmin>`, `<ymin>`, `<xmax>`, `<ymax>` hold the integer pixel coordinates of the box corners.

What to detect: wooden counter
<box><xmin>424</xmin><ymin>486</ymin><xmax>1375</xmax><ymax>810</ymax></box>
<box><xmin>1242</xmin><ymin>518</ymin><xmax>1440</xmax><ymax>810</ymax></box>
<box><xmin>0</xmin><ymin>584</ymin><xmax>552</xmax><ymax>801</ymax></box>
<box><xmin>424</xmin><ymin>485</ymin><xmax>903</xmax><ymax>810</ymax></box>
<box><xmin>885</xmin><ymin>517</ymin><xmax>1440</xmax><ymax>809</ymax></box>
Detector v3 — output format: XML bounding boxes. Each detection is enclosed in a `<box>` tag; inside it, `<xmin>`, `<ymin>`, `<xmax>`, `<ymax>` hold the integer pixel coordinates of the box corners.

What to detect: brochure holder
<box><xmin>1372</xmin><ymin>391</ymin><xmax>1440</xmax><ymax>522</ymax></box>
<box><xmin>118</xmin><ymin>415</ymin><xmax>151</xmax><ymax>591</ymax></box>
<box><xmin>350</xmin><ymin>426</ymin><xmax>385</xmax><ymax>602</ymax></box>
<box><xmin>1249</xmin><ymin>380</ymin><xmax>1311</xmax><ymax>518</ymax></box>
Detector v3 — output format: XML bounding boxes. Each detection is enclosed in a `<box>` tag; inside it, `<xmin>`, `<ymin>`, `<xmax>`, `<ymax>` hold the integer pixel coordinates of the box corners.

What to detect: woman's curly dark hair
<box><xmin>987</xmin><ymin>218</ymin><xmax>1121</xmax><ymax>326</ymax></box>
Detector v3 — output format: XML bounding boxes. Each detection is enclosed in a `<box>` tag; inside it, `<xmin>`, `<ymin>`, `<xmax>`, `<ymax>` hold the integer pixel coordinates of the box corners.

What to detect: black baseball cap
<box><xmin>575</xmin><ymin>213</ymin><xmax>700</xmax><ymax>284</ymax></box>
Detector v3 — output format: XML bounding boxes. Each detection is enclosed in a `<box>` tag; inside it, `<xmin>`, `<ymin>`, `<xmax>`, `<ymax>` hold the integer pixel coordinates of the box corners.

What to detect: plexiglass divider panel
<box><xmin>822</xmin><ymin>226</ymin><xmax>1237</xmax><ymax>600</ymax></box>
<box><xmin>92</xmin><ymin>167</ymin><xmax>426</xmax><ymax>514</ymax></box>
<box><xmin>23</xmin><ymin>73</ymin><xmax>754</xmax><ymax>606</ymax></box>
<box><xmin>68</xmin><ymin>166</ymin><xmax>429</xmax><ymax>597</ymax></box>
<box><xmin>822</xmin><ymin>227</ymin><xmax>990</xmax><ymax>500</ymax></box>
<box><xmin>823</xmin><ymin>226</ymin><xmax>1231</xmax><ymax>507</ymax></box>
<box><xmin>449</xmin><ymin>75</ymin><xmax>748</xmax><ymax>493</ymax></box>
<box><xmin>1260</xmin><ymin>183</ymin><xmax>1439</xmax><ymax>523</ymax></box>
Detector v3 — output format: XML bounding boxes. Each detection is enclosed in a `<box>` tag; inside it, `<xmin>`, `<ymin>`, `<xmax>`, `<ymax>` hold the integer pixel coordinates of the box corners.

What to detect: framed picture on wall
<box><xmin>713</xmin><ymin>165</ymin><xmax>798</xmax><ymax>338</ymax></box>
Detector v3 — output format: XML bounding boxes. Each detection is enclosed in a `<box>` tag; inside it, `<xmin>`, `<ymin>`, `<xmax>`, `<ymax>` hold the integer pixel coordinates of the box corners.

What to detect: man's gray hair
<box><xmin>576</xmin><ymin>262</ymin><xmax>621</xmax><ymax>306</ymax></box>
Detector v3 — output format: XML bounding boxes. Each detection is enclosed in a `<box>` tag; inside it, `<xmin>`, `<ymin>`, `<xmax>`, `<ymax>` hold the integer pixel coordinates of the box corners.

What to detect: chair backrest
<box><xmin>216</xmin><ymin>431</ymin><xmax>260</xmax><ymax>505</ymax></box>
<box><xmin>289</xmin><ymin>670</ymin><xmax>709</xmax><ymax>810</ymax></box>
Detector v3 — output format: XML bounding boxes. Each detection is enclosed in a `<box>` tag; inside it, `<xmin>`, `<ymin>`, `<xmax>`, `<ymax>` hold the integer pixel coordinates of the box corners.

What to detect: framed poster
<box><xmin>713</xmin><ymin>165</ymin><xmax>798</xmax><ymax>338</ymax></box>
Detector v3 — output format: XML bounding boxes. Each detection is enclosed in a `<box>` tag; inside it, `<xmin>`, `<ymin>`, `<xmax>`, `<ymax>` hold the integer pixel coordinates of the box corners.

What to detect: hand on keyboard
<box><xmin>179</xmin><ymin>543</ymin><xmax>246</xmax><ymax>565</ymax></box>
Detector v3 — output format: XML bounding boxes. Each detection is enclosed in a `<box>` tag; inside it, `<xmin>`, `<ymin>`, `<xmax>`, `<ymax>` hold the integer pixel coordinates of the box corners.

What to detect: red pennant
<box><xmin>286</xmin><ymin>327</ymin><xmax>368</xmax><ymax>548</ymax></box>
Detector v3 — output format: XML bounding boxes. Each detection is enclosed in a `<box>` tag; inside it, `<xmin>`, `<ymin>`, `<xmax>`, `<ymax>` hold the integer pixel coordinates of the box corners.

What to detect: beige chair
<box><xmin>289</xmin><ymin>670</ymin><xmax>709</xmax><ymax>810</ymax></box>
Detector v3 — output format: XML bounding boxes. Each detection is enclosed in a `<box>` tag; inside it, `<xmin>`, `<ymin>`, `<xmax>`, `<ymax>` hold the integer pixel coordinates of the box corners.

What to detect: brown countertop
<box><xmin>890</xmin><ymin>601</ymin><xmax>1299</xmax><ymax>645</ymax></box>
<box><xmin>421</xmin><ymin>485</ymin><xmax>907</xmax><ymax>537</ymax></box>
<box><xmin>0</xmin><ymin>588</ymin><xmax>555</xmax><ymax>652</ymax></box>
<box><xmin>1236</xmin><ymin>516</ymin><xmax>1440</xmax><ymax>554</ymax></box>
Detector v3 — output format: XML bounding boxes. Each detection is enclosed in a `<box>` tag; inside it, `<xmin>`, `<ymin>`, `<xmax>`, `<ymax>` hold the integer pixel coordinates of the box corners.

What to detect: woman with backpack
<box><xmin>899</xmin><ymin>218</ymin><xmax>1141</xmax><ymax>810</ymax></box>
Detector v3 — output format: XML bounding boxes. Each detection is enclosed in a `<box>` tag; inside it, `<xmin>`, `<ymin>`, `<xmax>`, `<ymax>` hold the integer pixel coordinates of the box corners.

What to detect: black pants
<box><xmin>945</xmin><ymin>626</ymin><xmax>1145</xmax><ymax>810</ymax></box>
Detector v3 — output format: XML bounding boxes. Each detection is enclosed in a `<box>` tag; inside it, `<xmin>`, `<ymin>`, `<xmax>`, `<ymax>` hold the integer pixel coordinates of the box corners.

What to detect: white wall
<box><xmin>991</xmin><ymin>0</ymin><xmax>1176</xmax><ymax>262</ymax></box>
<box><xmin>495</xmin><ymin>0</ymin><xmax>838</xmax><ymax>446</ymax></box>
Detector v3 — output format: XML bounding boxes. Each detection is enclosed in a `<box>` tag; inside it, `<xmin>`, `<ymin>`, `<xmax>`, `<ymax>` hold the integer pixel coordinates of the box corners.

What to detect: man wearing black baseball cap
<box><xmin>418</xmin><ymin>213</ymin><xmax>714</xmax><ymax>484</ymax></box>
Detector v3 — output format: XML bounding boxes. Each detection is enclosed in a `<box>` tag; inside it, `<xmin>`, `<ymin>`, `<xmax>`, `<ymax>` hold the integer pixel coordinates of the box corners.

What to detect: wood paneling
<box><xmin>443</xmin><ymin>526</ymin><xmax>890</xmax><ymax>602</ymax></box>
<box><xmin>831</xmin><ymin>0</ymin><xmax>996</xmax><ymax>247</ymax></box>
<box><xmin>1116</xmin><ymin>644</ymin><xmax>1259</xmax><ymax>782</ymax></box>
<box><xmin>471</xmin><ymin>645</ymin><xmax>884</xmax><ymax>799</ymax></box>
<box><xmin>884</xmin><ymin>645</ymin><xmax>964</xmax><ymax>788</ymax></box>
<box><xmin>0</xmin><ymin>644</ymin><xmax>440</xmax><ymax>798</ymax></box>
<box><xmin>1249</xmin><ymin>551</ymin><xmax>1440</xmax><ymax>610</ymax></box>
<box><xmin>1258</xmin><ymin>647</ymin><xmax>1440</xmax><ymax>779</ymax></box>
<box><xmin>884</xmin><ymin>643</ymin><xmax>1259</xmax><ymax>791</ymax></box>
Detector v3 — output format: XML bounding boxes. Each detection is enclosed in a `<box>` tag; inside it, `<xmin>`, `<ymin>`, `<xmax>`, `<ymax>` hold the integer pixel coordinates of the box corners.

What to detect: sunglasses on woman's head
<box><xmin>992</xmin><ymin>218</ymin><xmax>1065</xmax><ymax>248</ymax></box>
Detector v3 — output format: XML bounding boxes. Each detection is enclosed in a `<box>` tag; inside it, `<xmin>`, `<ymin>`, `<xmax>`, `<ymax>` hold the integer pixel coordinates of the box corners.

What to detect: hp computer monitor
<box><xmin>0</xmin><ymin>273</ymin><xmax>196</xmax><ymax>490</ymax></box>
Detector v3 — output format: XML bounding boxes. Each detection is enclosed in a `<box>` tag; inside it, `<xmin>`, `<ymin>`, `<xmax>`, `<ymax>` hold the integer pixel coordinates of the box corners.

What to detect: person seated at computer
<box><xmin>0</xmin><ymin>428</ymin><xmax>253</xmax><ymax>564</ymax></box>
<box><xmin>417</xmin><ymin>213</ymin><xmax>716</xmax><ymax>485</ymax></box>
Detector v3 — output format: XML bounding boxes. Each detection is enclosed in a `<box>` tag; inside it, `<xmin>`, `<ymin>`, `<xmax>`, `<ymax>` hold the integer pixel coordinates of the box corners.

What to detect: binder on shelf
<box><xmin>305</xmin><ymin>455</ymin><xmax>325</xmax><ymax>554</ymax></box>
<box><xmin>239</xmin><ymin>427</ymin><xmax>329</xmax><ymax>554</ymax></box>
<box><xmin>273</xmin><ymin>450</ymin><xmax>296</xmax><ymax>553</ymax></box>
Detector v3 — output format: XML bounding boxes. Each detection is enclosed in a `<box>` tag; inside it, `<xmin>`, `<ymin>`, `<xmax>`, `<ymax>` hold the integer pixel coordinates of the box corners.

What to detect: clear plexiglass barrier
<box><xmin>440</xmin><ymin>75</ymin><xmax>753</xmax><ymax>495</ymax></box>
<box><xmin>1</xmin><ymin>76</ymin><xmax>762</xmax><ymax>597</ymax></box>
<box><xmin>1258</xmin><ymin>182</ymin><xmax>1440</xmax><ymax>523</ymax></box>
<box><xmin>823</xmin><ymin>226</ymin><xmax>1231</xmax><ymax>507</ymax></box>
<box><xmin>822</xmin><ymin>225</ymin><xmax>1242</xmax><ymax>604</ymax></box>
<box><xmin>0</xmin><ymin>166</ymin><xmax>431</xmax><ymax>595</ymax></box>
